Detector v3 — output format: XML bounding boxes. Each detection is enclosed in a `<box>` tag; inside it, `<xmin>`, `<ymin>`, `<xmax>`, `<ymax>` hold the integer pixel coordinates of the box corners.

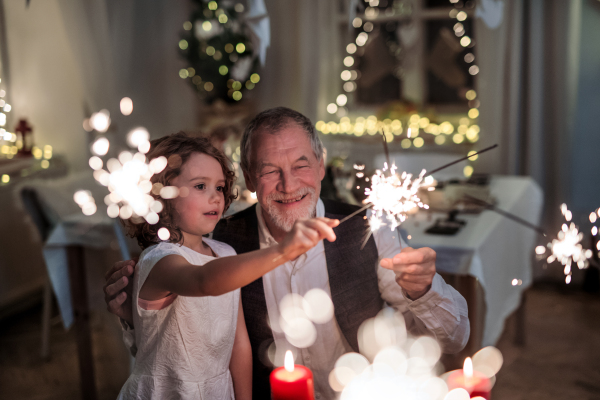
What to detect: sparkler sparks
<box><xmin>536</xmin><ymin>204</ymin><xmax>593</xmax><ymax>284</ymax></box>
<box><xmin>77</xmin><ymin>106</ymin><xmax>174</xmax><ymax>223</ymax></box>
<box><xmin>364</xmin><ymin>164</ymin><xmax>429</xmax><ymax>232</ymax></box>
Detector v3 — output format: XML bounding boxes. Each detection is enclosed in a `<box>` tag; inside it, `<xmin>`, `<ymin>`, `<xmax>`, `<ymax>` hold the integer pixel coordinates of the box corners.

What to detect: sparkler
<box><xmin>365</xmin><ymin>164</ymin><xmax>429</xmax><ymax>232</ymax></box>
<box><xmin>463</xmin><ymin>194</ymin><xmax>547</xmax><ymax>236</ymax></box>
<box><xmin>77</xmin><ymin>102</ymin><xmax>176</xmax><ymax>226</ymax></box>
<box><xmin>340</xmin><ymin>144</ymin><xmax>499</xmax><ymax>229</ymax></box>
<box><xmin>535</xmin><ymin>204</ymin><xmax>595</xmax><ymax>284</ymax></box>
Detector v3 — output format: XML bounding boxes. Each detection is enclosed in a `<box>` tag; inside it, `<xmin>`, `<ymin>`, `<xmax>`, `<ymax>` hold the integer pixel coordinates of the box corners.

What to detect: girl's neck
<box><xmin>180</xmin><ymin>231</ymin><xmax>214</xmax><ymax>256</ymax></box>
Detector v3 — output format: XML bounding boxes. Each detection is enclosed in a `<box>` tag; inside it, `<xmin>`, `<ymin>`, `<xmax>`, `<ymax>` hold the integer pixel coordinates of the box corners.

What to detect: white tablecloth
<box><xmin>19</xmin><ymin>172</ymin><xmax>133</xmax><ymax>328</ymax></box>
<box><xmin>42</xmin><ymin>214</ymin><xmax>131</xmax><ymax>328</ymax></box>
<box><xmin>401</xmin><ymin>176</ymin><xmax>543</xmax><ymax>346</ymax></box>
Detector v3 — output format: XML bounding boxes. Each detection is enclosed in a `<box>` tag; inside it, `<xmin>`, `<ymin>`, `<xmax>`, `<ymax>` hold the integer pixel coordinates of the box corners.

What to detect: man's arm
<box><xmin>104</xmin><ymin>259</ymin><xmax>136</xmax><ymax>325</ymax></box>
<box><xmin>374</xmin><ymin>226</ymin><xmax>470</xmax><ymax>354</ymax></box>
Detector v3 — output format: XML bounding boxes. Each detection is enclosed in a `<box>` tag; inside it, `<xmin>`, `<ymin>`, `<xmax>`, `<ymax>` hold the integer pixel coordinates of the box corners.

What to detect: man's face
<box><xmin>244</xmin><ymin>123</ymin><xmax>324</xmax><ymax>233</ymax></box>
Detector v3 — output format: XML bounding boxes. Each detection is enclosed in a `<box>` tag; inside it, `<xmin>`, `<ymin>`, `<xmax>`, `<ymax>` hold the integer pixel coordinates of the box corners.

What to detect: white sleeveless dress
<box><xmin>117</xmin><ymin>239</ymin><xmax>240</xmax><ymax>400</ymax></box>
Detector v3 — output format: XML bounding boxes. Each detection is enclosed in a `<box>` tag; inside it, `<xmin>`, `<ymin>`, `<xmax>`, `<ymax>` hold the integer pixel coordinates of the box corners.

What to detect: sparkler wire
<box><xmin>381</xmin><ymin>131</ymin><xmax>391</xmax><ymax>169</ymax></box>
<box><xmin>426</xmin><ymin>144</ymin><xmax>498</xmax><ymax>176</ymax></box>
<box><xmin>464</xmin><ymin>194</ymin><xmax>547</xmax><ymax>236</ymax></box>
<box><xmin>338</xmin><ymin>145</ymin><xmax>500</xmax><ymax>226</ymax></box>
<box><xmin>338</xmin><ymin>203</ymin><xmax>374</xmax><ymax>224</ymax></box>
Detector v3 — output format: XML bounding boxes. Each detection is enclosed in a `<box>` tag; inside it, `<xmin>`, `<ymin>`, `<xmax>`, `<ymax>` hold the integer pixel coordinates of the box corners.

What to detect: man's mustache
<box><xmin>267</xmin><ymin>187</ymin><xmax>314</xmax><ymax>202</ymax></box>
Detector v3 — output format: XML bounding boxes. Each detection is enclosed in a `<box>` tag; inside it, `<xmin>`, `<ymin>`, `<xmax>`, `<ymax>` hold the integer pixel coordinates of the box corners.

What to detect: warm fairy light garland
<box><xmin>321</xmin><ymin>0</ymin><xmax>481</xmax><ymax>151</ymax></box>
<box><xmin>0</xmin><ymin>79</ymin><xmax>17</xmax><ymax>158</ymax></box>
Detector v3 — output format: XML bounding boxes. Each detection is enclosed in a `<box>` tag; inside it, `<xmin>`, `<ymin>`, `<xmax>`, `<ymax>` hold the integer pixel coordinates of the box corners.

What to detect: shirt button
<box><xmin>316</xmin><ymin>393</ymin><xmax>321</xmax><ymax>399</ymax></box>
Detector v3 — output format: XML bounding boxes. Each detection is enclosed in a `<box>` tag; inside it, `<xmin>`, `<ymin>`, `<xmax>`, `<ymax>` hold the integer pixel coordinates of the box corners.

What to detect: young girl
<box><xmin>117</xmin><ymin>133</ymin><xmax>338</xmax><ymax>400</ymax></box>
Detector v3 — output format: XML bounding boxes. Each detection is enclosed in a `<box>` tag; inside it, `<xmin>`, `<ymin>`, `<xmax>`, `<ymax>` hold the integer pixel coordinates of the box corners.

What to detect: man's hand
<box><xmin>380</xmin><ymin>247</ymin><xmax>436</xmax><ymax>300</ymax></box>
<box><xmin>103</xmin><ymin>259</ymin><xmax>136</xmax><ymax>325</ymax></box>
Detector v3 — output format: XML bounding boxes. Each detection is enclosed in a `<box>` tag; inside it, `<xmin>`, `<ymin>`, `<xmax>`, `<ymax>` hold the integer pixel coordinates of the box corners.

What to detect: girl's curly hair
<box><xmin>123</xmin><ymin>132</ymin><xmax>237</xmax><ymax>249</ymax></box>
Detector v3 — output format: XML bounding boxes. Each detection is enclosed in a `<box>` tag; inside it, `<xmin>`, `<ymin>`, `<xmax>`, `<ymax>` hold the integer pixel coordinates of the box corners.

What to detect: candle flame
<box><xmin>463</xmin><ymin>357</ymin><xmax>473</xmax><ymax>379</ymax></box>
<box><xmin>284</xmin><ymin>350</ymin><xmax>294</xmax><ymax>372</ymax></box>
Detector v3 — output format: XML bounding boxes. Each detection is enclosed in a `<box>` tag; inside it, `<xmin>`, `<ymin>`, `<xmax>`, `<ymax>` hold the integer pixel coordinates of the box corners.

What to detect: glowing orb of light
<box><xmin>74</xmin><ymin>190</ymin><xmax>92</xmax><ymax>206</ymax></box>
<box><xmin>444</xmin><ymin>388</ymin><xmax>471</xmax><ymax>400</ymax></box>
<box><xmin>127</xmin><ymin>127</ymin><xmax>150</xmax><ymax>150</ymax></box>
<box><xmin>89</xmin><ymin>156</ymin><xmax>103</xmax><ymax>170</ymax></box>
<box><xmin>145</xmin><ymin>212</ymin><xmax>159</xmax><ymax>225</ymax></box>
<box><xmin>149</xmin><ymin>156</ymin><xmax>168</xmax><ymax>174</ymax></box>
<box><xmin>157</xmin><ymin>227</ymin><xmax>170</xmax><ymax>241</ymax></box>
<box><xmin>334</xmin><ymin>353</ymin><xmax>370</xmax><ymax>386</ymax></box>
<box><xmin>92</xmin><ymin>137</ymin><xmax>110</xmax><ymax>156</ymax></box>
<box><xmin>74</xmin><ymin>190</ymin><xmax>97</xmax><ymax>216</ymax></box>
<box><xmin>535</xmin><ymin>245</ymin><xmax>546</xmax><ymax>255</ymax></box>
<box><xmin>409</xmin><ymin>336</ymin><xmax>441</xmax><ymax>366</ymax></box>
<box><xmin>160</xmin><ymin>186</ymin><xmax>179</xmax><ymax>199</ymax></box>
<box><xmin>120</xmin><ymin>97</ymin><xmax>133</xmax><ymax>115</ymax></box>
<box><xmin>373</xmin><ymin>347</ymin><xmax>408</xmax><ymax>376</ymax></box>
<box><xmin>90</xmin><ymin>109</ymin><xmax>111</xmax><ymax>132</ymax></box>
<box><xmin>472</xmin><ymin>346</ymin><xmax>503</xmax><ymax>378</ymax></box>
<box><xmin>302</xmin><ymin>288</ymin><xmax>334</xmax><ymax>324</ymax></box>
<box><xmin>281</xmin><ymin>316</ymin><xmax>316</xmax><ymax>348</ymax></box>
<box><xmin>82</xmin><ymin>202</ymin><xmax>97</xmax><ymax>216</ymax></box>
<box><xmin>107</xmin><ymin>204</ymin><xmax>120</xmax><ymax>218</ymax></box>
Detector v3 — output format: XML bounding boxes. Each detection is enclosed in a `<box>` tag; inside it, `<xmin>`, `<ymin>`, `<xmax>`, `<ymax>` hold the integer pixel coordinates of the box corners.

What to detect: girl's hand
<box><xmin>278</xmin><ymin>217</ymin><xmax>339</xmax><ymax>261</ymax></box>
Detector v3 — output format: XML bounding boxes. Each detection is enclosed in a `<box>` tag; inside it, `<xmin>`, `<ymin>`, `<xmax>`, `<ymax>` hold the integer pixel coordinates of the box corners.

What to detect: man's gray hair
<box><xmin>240</xmin><ymin>107</ymin><xmax>324</xmax><ymax>173</ymax></box>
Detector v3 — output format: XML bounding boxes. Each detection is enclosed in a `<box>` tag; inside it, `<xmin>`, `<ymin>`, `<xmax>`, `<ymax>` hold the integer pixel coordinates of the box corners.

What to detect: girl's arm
<box><xmin>230</xmin><ymin>298</ymin><xmax>252</xmax><ymax>400</ymax></box>
<box><xmin>140</xmin><ymin>217</ymin><xmax>338</xmax><ymax>299</ymax></box>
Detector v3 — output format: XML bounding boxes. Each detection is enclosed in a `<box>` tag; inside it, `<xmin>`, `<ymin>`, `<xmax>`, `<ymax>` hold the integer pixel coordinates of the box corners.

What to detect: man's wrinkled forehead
<box><xmin>250</xmin><ymin>126</ymin><xmax>312</xmax><ymax>164</ymax></box>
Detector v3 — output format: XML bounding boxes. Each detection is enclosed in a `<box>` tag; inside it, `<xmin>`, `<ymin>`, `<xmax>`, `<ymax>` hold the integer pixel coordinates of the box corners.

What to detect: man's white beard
<box><xmin>265</xmin><ymin>187</ymin><xmax>317</xmax><ymax>232</ymax></box>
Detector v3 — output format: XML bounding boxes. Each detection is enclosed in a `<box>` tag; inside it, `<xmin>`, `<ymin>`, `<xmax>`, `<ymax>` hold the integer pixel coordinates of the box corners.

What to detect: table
<box><xmin>42</xmin><ymin>214</ymin><xmax>132</xmax><ymax>400</ymax></box>
<box><xmin>0</xmin><ymin>156</ymin><xmax>67</xmax><ymax>311</ymax></box>
<box><xmin>20</xmin><ymin>172</ymin><xmax>134</xmax><ymax>400</ymax></box>
<box><xmin>402</xmin><ymin>176</ymin><xmax>543</xmax><ymax>350</ymax></box>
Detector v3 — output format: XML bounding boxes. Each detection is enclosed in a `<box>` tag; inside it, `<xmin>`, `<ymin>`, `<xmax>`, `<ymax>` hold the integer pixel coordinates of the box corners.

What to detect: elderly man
<box><xmin>104</xmin><ymin>107</ymin><xmax>469</xmax><ymax>400</ymax></box>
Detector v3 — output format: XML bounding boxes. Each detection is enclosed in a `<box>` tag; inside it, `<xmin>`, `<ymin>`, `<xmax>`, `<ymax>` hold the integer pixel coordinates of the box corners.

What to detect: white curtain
<box><xmin>255</xmin><ymin>0</ymin><xmax>341</xmax><ymax>123</ymax></box>
<box><xmin>475</xmin><ymin>0</ymin><xmax>596</xmax><ymax>231</ymax></box>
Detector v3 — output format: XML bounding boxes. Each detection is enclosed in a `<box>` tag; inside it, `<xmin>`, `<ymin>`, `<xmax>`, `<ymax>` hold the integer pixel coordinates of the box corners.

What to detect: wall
<box><xmin>4</xmin><ymin>0</ymin><xmax>200</xmax><ymax>172</ymax></box>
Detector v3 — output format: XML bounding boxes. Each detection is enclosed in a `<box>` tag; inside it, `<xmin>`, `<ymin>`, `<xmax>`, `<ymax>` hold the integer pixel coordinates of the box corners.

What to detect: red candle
<box><xmin>270</xmin><ymin>351</ymin><xmax>314</xmax><ymax>400</ymax></box>
<box><xmin>447</xmin><ymin>358</ymin><xmax>492</xmax><ymax>399</ymax></box>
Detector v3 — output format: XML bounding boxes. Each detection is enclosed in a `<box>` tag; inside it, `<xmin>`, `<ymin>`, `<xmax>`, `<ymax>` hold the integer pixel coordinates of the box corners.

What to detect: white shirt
<box><xmin>257</xmin><ymin>199</ymin><xmax>469</xmax><ymax>400</ymax></box>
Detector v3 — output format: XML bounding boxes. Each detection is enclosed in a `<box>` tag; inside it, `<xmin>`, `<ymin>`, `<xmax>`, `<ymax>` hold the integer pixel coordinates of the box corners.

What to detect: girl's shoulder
<box><xmin>138</xmin><ymin>242</ymin><xmax>188</xmax><ymax>266</ymax></box>
<box><xmin>203</xmin><ymin>237</ymin><xmax>237</xmax><ymax>257</ymax></box>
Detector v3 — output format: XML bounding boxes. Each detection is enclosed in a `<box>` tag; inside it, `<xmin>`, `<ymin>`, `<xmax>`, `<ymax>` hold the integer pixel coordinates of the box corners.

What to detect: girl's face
<box><xmin>171</xmin><ymin>152</ymin><xmax>226</xmax><ymax>238</ymax></box>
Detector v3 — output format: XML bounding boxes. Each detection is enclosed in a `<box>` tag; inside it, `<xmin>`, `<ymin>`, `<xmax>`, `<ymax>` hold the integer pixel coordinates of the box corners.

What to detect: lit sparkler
<box><xmin>536</xmin><ymin>204</ymin><xmax>594</xmax><ymax>284</ymax></box>
<box><xmin>77</xmin><ymin>102</ymin><xmax>175</xmax><ymax>225</ymax></box>
<box><xmin>364</xmin><ymin>164</ymin><xmax>429</xmax><ymax>232</ymax></box>
<box><xmin>339</xmin><ymin>144</ymin><xmax>499</xmax><ymax>233</ymax></box>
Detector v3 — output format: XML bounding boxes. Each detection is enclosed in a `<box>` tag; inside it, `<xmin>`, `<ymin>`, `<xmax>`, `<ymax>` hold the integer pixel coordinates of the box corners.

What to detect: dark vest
<box><xmin>213</xmin><ymin>199</ymin><xmax>383</xmax><ymax>399</ymax></box>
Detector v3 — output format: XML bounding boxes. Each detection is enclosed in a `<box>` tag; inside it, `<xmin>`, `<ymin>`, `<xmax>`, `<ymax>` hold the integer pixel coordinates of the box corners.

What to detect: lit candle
<box><xmin>270</xmin><ymin>351</ymin><xmax>314</xmax><ymax>400</ymax></box>
<box><xmin>447</xmin><ymin>357</ymin><xmax>492</xmax><ymax>399</ymax></box>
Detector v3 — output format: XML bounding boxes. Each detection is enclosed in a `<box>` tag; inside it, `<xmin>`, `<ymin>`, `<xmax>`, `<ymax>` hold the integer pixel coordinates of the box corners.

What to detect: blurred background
<box><xmin>0</xmin><ymin>0</ymin><xmax>599</xmax><ymax>399</ymax></box>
